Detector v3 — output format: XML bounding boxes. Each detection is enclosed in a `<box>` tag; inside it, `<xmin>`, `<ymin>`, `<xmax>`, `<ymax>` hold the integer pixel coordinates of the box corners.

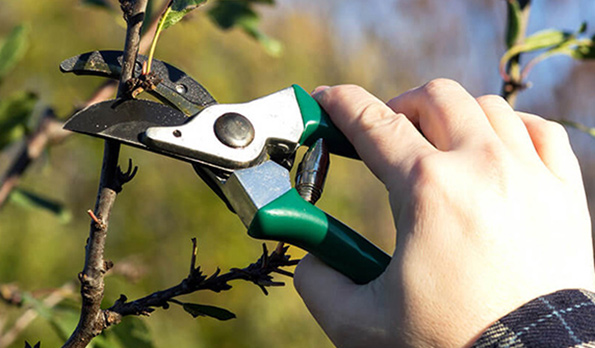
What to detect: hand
<box><xmin>294</xmin><ymin>79</ymin><xmax>595</xmax><ymax>348</ymax></box>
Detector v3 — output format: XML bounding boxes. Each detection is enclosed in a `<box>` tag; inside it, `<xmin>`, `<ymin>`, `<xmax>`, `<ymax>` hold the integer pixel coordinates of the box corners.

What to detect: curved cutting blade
<box><xmin>60</xmin><ymin>50</ymin><xmax>217</xmax><ymax>115</ymax></box>
<box><xmin>64</xmin><ymin>99</ymin><xmax>212</xmax><ymax>166</ymax></box>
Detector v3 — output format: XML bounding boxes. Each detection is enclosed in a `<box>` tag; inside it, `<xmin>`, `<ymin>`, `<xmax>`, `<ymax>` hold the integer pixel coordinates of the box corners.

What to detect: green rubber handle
<box><xmin>293</xmin><ymin>85</ymin><xmax>359</xmax><ymax>159</ymax></box>
<box><xmin>248</xmin><ymin>189</ymin><xmax>391</xmax><ymax>284</ymax></box>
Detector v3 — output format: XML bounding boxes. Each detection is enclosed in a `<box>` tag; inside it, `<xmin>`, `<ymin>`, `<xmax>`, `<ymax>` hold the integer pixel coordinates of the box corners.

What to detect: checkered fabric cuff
<box><xmin>473</xmin><ymin>289</ymin><xmax>595</xmax><ymax>348</ymax></box>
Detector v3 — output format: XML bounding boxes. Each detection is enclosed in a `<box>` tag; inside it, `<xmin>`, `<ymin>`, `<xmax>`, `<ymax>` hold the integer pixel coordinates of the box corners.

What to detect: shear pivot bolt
<box><xmin>214</xmin><ymin>113</ymin><xmax>255</xmax><ymax>148</ymax></box>
<box><xmin>175</xmin><ymin>84</ymin><xmax>187</xmax><ymax>94</ymax></box>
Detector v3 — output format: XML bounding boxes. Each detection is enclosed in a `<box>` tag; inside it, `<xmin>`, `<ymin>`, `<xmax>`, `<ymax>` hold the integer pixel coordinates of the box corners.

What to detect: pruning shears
<box><xmin>60</xmin><ymin>50</ymin><xmax>391</xmax><ymax>284</ymax></box>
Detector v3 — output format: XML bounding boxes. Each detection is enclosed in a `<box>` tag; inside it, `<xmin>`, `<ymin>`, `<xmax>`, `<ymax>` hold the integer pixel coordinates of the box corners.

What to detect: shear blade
<box><xmin>64</xmin><ymin>98</ymin><xmax>187</xmax><ymax>152</ymax></box>
<box><xmin>60</xmin><ymin>51</ymin><xmax>217</xmax><ymax>114</ymax></box>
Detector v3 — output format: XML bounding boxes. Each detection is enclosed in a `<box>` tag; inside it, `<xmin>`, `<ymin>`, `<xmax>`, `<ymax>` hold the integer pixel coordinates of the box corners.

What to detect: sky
<box><xmin>273</xmin><ymin>0</ymin><xmax>595</xmax><ymax>102</ymax></box>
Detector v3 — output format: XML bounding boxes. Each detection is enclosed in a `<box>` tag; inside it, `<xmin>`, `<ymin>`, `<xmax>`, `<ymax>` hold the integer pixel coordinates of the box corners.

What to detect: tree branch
<box><xmin>0</xmin><ymin>109</ymin><xmax>70</xmax><ymax>207</ymax></box>
<box><xmin>62</xmin><ymin>1</ymin><xmax>148</xmax><ymax>347</ymax></box>
<box><xmin>0</xmin><ymin>0</ymin><xmax>166</xmax><ymax>209</ymax></box>
<box><xmin>104</xmin><ymin>242</ymin><xmax>298</xmax><ymax>324</ymax></box>
<box><xmin>501</xmin><ymin>0</ymin><xmax>532</xmax><ymax>107</ymax></box>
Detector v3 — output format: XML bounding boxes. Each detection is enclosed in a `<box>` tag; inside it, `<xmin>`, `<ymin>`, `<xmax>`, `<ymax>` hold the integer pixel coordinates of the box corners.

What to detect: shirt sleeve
<box><xmin>472</xmin><ymin>289</ymin><xmax>595</xmax><ymax>348</ymax></box>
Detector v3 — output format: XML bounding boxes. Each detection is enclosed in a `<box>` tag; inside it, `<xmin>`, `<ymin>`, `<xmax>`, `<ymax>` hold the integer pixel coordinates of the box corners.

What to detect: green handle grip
<box><xmin>293</xmin><ymin>85</ymin><xmax>359</xmax><ymax>159</ymax></box>
<box><xmin>248</xmin><ymin>189</ymin><xmax>391</xmax><ymax>284</ymax></box>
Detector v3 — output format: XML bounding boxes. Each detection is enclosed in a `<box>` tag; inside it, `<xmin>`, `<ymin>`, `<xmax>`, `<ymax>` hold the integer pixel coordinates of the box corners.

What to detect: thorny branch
<box><xmin>62</xmin><ymin>1</ymin><xmax>148</xmax><ymax>347</ymax></box>
<box><xmin>104</xmin><ymin>242</ymin><xmax>298</xmax><ymax>324</ymax></box>
<box><xmin>1</xmin><ymin>1</ymin><xmax>301</xmax><ymax>346</ymax></box>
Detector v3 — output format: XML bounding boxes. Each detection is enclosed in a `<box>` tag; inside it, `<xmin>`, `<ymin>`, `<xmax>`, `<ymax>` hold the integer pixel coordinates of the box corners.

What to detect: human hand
<box><xmin>294</xmin><ymin>79</ymin><xmax>595</xmax><ymax>348</ymax></box>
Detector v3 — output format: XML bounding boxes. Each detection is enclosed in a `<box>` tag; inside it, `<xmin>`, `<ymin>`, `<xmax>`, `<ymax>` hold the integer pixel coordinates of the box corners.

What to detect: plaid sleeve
<box><xmin>472</xmin><ymin>289</ymin><xmax>595</xmax><ymax>348</ymax></box>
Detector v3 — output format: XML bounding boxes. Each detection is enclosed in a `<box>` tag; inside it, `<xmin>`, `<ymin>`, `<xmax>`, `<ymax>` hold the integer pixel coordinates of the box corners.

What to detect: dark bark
<box><xmin>62</xmin><ymin>1</ymin><xmax>148</xmax><ymax>347</ymax></box>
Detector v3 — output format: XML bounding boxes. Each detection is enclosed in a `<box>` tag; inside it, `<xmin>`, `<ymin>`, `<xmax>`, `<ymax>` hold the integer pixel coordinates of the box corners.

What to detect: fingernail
<box><xmin>311</xmin><ymin>85</ymin><xmax>330</xmax><ymax>96</ymax></box>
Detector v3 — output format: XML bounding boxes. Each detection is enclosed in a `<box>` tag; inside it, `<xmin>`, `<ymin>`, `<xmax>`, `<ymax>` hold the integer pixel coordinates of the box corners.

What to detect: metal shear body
<box><xmin>62</xmin><ymin>51</ymin><xmax>390</xmax><ymax>284</ymax></box>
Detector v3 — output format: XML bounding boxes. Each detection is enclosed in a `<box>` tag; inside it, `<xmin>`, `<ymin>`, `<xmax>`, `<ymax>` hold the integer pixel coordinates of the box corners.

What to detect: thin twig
<box><xmin>0</xmin><ymin>283</ymin><xmax>76</xmax><ymax>348</ymax></box>
<box><xmin>0</xmin><ymin>109</ymin><xmax>69</xmax><ymax>207</ymax></box>
<box><xmin>62</xmin><ymin>1</ymin><xmax>148</xmax><ymax>347</ymax></box>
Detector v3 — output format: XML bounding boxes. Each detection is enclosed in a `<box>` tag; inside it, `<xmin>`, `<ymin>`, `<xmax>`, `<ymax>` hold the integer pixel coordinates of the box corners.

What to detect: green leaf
<box><xmin>235</xmin><ymin>11</ymin><xmax>282</xmax><ymax>56</ymax></box>
<box><xmin>80</xmin><ymin>0</ymin><xmax>114</xmax><ymax>11</ymax></box>
<box><xmin>519</xmin><ymin>35</ymin><xmax>594</xmax><ymax>80</ymax></box>
<box><xmin>160</xmin><ymin>0</ymin><xmax>207</xmax><ymax>31</ymax></box>
<box><xmin>505</xmin><ymin>0</ymin><xmax>523</xmax><ymax>48</ymax></box>
<box><xmin>46</xmin><ymin>307</ymin><xmax>80</xmax><ymax>342</ymax></box>
<box><xmin>109</xmin><ymin>317</ymin><xmax>155</xmax><ymax>348</ymax></box>
<box><xmin>208</xmin><ymin>0</ymin><xmax>256</xmax><ymax>30</ymax></box>
<box><xmin>0</xmin><ymin>24</ymin><xmax>29</xmax><ymax>80</ymax></box>
<box><xmin>500</xmin><ymin>23</ymin><xmax>588</xmax><ymax>77</ymax></box>
<box><xmin>570</xmin><ymin>35</ymin><xmax>595</xmax><ymax>59</ymax></box>
<box><xmin>520</xmin><ymin>29</ymin><xmax>572</xmax><ymax>52</ymax></box>
<box><xmin>21</xmin><ymin>292</ymin><xmax>77</xmax><ymax>341</ymax></box>
<box><xmin>142</xmin><ymin>0</ymin><xmax>156</xmax><ymax>34</ymax></box>
<box><xmin>182</xmin><ymin>303</ymin><xmax>236</xmax><ymax>321</ymax></box>
<box><xmin>9</xmin><ymin>188</ymin><xmax>72</xmax><ymax>223</ymax></box>
<box><xmin>559</xmin><ymin>120</ymin><xmax>595</xmax><ymax>138</ymax></box>
<box><xmin>0</xmin><ymin>91</ymin><xmax>37</xmax><ymax>150</ymax></box>
<box><xmin>208</xmin><ymin>0</ymin><xmax>282</xmax><ymax>56</ymax></box>
<box><xmin>504</xmin><ymin>22</ymin><xmax>587</xmax><ymax>58</ymax></box>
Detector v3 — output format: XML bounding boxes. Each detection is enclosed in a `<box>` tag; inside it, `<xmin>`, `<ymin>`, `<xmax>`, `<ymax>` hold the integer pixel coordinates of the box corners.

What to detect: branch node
<box><xmin>78</xmin><ymin>272</ymin><xmax>85</xmax><ymax>282</ymax></box>
<box><xmin>114</xmin><ymin>158</ymin><xmax>138</xmax><ymax>193</ymax></box>
<box><xmin>104</xmin><ymin>260</ymin><xmax>114</xmax><ymax>273</ymax></box>
<box><xmin>103</xmin><ymin>309</ymin><xmax>123</xmax><ymax>327</ymax></box>
<box><xmin>86</xmin><ymin>210</ymin><xmax>105</xmax><ymax>229</ymax></box>
<box><xmin>115</xmin><ymin>294</ymin><xmax>128</xmax><ymax>305</ymax></box>
<box><xmin>190</xmin><ymin>238</ymin><xmax>198</xmax><ymax>275</ymax></box>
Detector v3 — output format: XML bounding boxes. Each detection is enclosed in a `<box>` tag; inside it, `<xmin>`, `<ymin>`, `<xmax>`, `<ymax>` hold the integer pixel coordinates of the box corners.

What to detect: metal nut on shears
<box><xmin>214</xmin><ymin>113</ymin><xmax>255</xmax><ymax>148</ymax></box>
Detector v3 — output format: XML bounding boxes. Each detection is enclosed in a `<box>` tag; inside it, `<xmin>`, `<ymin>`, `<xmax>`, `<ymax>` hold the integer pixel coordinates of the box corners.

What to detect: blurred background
<box><xmin>0</xmin><ymin>0</ymin><xmax>594</xmax><ymax>347</ymax></box>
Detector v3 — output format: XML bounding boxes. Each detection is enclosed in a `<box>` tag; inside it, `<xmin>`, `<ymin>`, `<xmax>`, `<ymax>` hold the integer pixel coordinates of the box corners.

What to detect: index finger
<box><xmin>387</xmin><ymin>79</ymin><xmax>497</xmax><ymax>150</ymax></box>
<box><xmin>313</xmin><ymin>85</ymin><xmax>434</xmax><ymax>190</ymax></box>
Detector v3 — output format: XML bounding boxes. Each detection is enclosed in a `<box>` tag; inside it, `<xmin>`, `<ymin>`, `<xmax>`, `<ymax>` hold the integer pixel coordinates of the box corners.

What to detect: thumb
<box><xmin>294</xmin><ymin>254</ymin><xmax>390</xmax><ymax>347</ymax></box>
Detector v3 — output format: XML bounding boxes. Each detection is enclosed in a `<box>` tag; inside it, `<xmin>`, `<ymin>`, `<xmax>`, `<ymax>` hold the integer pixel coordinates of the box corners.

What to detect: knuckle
<box><xmin>422</xmin><ymin>78</ymin><xmax>463</xmax><ymax>96</ymax></box>
<box><xmin>528</xmin><ymin>117</ymin><xmax>569</xmax><ymax>143</ymax></box>
<box><xmin>476</xmin><ymin>94</ymin><xmax>508</xmax><ymax>108</ymax></box>
<box><xmin>480</xmin><ymin>140</ymin><xmax>509</xmax><ymax>165</ymax></box>
<box><xmin>542</xmin><ymin>120</ymin><xmax>569</xmax><ymax>141</ymax></box>
<box><xmin>355</xmin><ymin>103</ymin><xmax>405</xmax><ymax>135</ymax></box>
<box><xmin>325</xmin><ymin>84</ymin><xmax>366</xmax><ymax>101</ymax></box>
<box><xmin>410</xmin><ymin>154</ymin><xmax>443</xmax><ymax>191</ymax></box>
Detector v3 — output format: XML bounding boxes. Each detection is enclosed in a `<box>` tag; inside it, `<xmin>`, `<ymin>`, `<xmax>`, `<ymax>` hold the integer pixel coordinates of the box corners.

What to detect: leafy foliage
<box><xmin>95</xmin><ymin>318</ymin><xmax>156</xmax><ymax>348</ymax></box>
<box><xmin>505</xmin><ymin>0</ymin><xmax>523</xmax><ymax>48</ymax></box>
<box><xmin>500</xmin><ymin>23</ymin><xmax>587</xmax><ymax>66</ymax></box>
<box><xmin>0</xmin><ymin>24</ymin><xmax>29</xmax><ymax>81</ymax></box>
<box><xmin>160</xmin><ymin>0</ymin><xmax>207</xmax><ymax>30</ymax></box>
<box><xmin>146</xmin><ymin>0</ymin><xmax>279</xmax><ymax>75</ymax></box>
<box><xmin>0</xmin><ymin>91</ymin><xmax>38</xmax><ymax>151</ymax></box>
<box><xmin>181</xmin><ymin>302</ymin><xmax>236</xmax><ymax>321</ymax></box>
<box><xmin>500</xmin><ymin>22</ymin><xmax>594</xmax><ymax>85</ymax></box>
<box><xmin>208</xmin><ymin>0</ymin><xmax>281</xmax><ymax>56</ymax></box>
<box><xmin>560</xmin><ymin>120</ymin><xmax>595</xmax><ymax>138</ymax></box>
<box><xmin>9</xmin><ymin>188</ymin><xmax>71</xmax><ymax>222</ymax></box>
<box><xmin>80</xmin><ymin>0</ymin><xmax>114</xmax><ymax>11</ymax></box>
